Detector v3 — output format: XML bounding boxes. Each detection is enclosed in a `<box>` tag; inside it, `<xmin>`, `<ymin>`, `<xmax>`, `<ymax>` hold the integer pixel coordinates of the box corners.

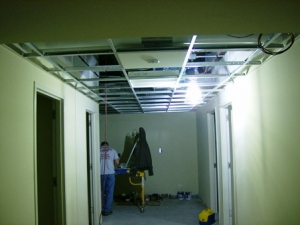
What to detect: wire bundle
<box><xmin>258</xmin><ymin>33</ymin><xmax>295</xmax><ymax>55</ymax></box>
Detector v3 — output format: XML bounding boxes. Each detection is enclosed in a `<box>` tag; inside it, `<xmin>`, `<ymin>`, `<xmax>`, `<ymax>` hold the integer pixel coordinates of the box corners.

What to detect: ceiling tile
<box><xmin>118</xmin><ymin>50</ymin><xmax>187</xmax><ymax>69</ymax></box>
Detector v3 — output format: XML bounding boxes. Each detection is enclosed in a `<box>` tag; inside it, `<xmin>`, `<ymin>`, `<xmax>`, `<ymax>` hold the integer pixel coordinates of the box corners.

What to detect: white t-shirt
<box><xmin>100</xmin><ymin>146</ymin><xmax>119</xmax><ymax>175</ymax></box>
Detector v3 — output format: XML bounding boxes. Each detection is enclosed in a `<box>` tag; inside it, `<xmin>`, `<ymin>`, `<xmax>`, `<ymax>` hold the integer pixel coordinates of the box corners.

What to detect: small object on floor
<box><xmin>177</xmin><ymin>191</ymin><xmax>184</xmax><ymax>200</ymax></box>
<box><xmin>199</xmin><ymin>208</ymin><xmax>215</xmax><ymax>225</ymax></box>
<box><xmin>185</xmin><ymin>191</ymin><xmax>192</xmax><ymax>200</ymax></box>
<box><xmin>102</xmin><ymin>210</ymin><xmax>113</xmax><ymax>216</ymax></box>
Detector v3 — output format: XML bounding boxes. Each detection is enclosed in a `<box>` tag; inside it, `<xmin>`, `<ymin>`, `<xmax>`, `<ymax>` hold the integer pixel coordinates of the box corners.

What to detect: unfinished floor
<box><xmin>100</xmin><ymin>197</ymin><xmax>219</xmax><ymax>225</ymax></box>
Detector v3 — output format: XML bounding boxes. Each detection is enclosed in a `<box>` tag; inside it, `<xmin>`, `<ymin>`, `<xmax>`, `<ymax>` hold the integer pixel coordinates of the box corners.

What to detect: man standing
<box><xmin>100</xmin><ymin>141</ymin><xmax>119</xmax><ymax>216</ymax></box>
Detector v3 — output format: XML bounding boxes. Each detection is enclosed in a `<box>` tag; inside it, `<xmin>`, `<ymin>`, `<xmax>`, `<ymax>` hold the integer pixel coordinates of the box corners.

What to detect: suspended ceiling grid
<box><xmin>4</xmin><ymin>33</ymin><xmax>299</xmax><ymax>114</ymax></box>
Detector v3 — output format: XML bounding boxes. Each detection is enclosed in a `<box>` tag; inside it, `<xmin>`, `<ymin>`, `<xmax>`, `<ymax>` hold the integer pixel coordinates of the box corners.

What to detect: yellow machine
<box><xmin>129</xmin><ymin>170</ymin><xmax>145</xmax><ymax>212</ymax></box>
<box><xmin>115</xmin><ymin>131</ymin><xmax>146</xmax><ymax>213</ymax></box>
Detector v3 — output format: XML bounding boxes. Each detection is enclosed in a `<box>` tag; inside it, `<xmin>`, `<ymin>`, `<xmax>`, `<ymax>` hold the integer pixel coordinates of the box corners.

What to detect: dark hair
<box><xmin>101</xmin><ymin>141</ymin><xmax>109</xmax><ymax>146</ymax></box>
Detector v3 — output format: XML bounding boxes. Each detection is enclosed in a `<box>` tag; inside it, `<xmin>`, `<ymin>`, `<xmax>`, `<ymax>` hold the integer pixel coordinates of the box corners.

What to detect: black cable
<box><xmin>258</xmin><ymin>33</ymin><xmax>295</xmax><ymax>56</ymax></box>
<box><xmin>227</xmin><ymin>34</ymin><xmax>254</xmax><ymax>38</ymax></box>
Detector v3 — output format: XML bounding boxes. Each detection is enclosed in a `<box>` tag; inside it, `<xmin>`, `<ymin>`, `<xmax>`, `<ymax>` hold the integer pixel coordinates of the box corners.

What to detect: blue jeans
<box><xmin>101</xmin><ymin>174</ymin><xmax>115</xmax><ymax>212</ymax></box>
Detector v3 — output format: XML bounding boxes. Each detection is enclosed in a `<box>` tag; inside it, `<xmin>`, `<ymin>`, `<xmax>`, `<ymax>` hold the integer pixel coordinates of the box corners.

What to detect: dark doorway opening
<box><xmin>36</xmin><ymin>92</ymin><xmax>65</xmax><ymax>225</ymax></box>
<box><xmin>86</xmin><ymin>112</ymin><xmax>94</xmax><ymax>225</ymax></box>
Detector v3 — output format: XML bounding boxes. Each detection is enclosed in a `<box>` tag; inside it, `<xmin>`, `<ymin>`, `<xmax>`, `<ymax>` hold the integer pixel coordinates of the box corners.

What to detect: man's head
<box><xmin>101</xmin><ymin>141</ymin><xmax>109</xmax><ymax>146</ymax></box>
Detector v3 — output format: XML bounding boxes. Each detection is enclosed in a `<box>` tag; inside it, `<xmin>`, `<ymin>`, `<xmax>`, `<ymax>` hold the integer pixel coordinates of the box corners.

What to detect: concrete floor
<box><xmin>100</xmin><ymin>197</ymin><xmax>219</xmax><ymax>225</ymax></box>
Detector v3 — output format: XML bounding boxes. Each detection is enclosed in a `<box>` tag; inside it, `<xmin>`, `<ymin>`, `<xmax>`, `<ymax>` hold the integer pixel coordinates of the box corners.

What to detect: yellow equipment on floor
<box><xmin>115</xmin><ymin>130</ymin><xmax>147</xmax><ymax>213</ymax></box>
<box><xmin>199</xmin><ymin>208</ymin><xmax>215</xmax><ymax>225</ymax></box>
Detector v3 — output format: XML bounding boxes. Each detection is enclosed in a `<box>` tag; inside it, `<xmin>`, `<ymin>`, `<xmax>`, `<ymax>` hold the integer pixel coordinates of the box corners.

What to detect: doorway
<box><xmin>219</xmin><ymin>104</ymin><xmax>235</xmax><ymax>225</ymax></box>
<box><xmin>208</xmin><ymin>111</ymin><xmax>219</xmax><ymax>213</ymax></box>
<box><xmin>86</xmin><ymin>112</ymin><xmax>94</xmax><ymax>225</ymax></box>
<box><xmin>226</xmin><ymin>105</ymin><xmax>234</xmax><ymax>225</ymax></box>
<box><xmin>36</xmin><ymin>92</ymin><xmax>65</xmax><ymax>225</ymax></box>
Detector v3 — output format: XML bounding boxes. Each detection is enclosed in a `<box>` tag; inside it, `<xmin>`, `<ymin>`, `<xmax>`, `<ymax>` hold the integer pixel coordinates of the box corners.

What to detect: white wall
<box><xmin>100</xmin><ymin>112</ymin><xmax>198</xmax><ymax>195</ymax></box>
<box><xmin>196</xmin><ymin>98</ymin><xmax>218</xmax><ymax>206</ymax></box>
<box><xmin>0</xmin><ymin>46</ymin><xmax>100</xmax><ymax>225</ymax></box>
<box><xmin>196</xmin><ymin>40</ymin><xmax>300</xmax><ymax>225</ymax></box>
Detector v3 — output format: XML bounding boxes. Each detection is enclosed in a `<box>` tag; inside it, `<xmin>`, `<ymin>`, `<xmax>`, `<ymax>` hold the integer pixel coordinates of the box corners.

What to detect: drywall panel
<box><xmin>0</xmin><ymin>46</ymin><xmax>100</xmax><ymax>225</ymax></box>
<box><xmin>196</xmin><ymin>97</ymin><xmax>218</xmax><ymax>207</ymax></box>
<box><xmin>231</xmin><ymin>40</ymin><xmax>300</xmax><ymax>225</ymax></box>
<box><xmin>196</xmin><ymin>40</ymin><xmax>300</xmax><ymax>225</ymax></box>
<box><xmin>74</xmin><ymin>91</ymin><xmax>100</xmax><ymax>225</ymax></box>
<box><xmin>0</xmin><ymin>45</ymin><xmax>37</xmax><ymax>225</ymax></box>
<box><xmin>100</xmin><ymin>112</ymin><xmax>198</xmax><ymax>196</ymax></box>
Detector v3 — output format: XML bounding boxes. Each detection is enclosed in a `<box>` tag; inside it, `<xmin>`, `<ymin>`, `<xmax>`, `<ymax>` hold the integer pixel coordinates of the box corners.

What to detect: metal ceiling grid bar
<box><xmin>115</xmin><ymin>109</ymin><xmax>141</xmax><ymax>112</ymax></box>
<box><xmin>191</xmin><ymin>43</ymin><xmax>284</xmax><ymax>52</ymax></box>
<box><xmin>184</xmin><ymin>74</ymin><xmax>230</xmax><ymax>78</ymax></box>
<box><xmin>197</xmin><ymin>33</ymin><xmax>284</xmax><ymax>110</ymax></box>
<box><xmin>143</xmin><ymin>110</ymin><xmax>168</xmax><ymax>113</ymax></box>
<box><xmin>139</xmin><ymin>100</ymin><xmax>170</xmax><ymax>103</ymax></box>
<box><xmin>192</xmin><ymin>47</ymin><xmax>258</xmax><ymax>51</ymax></box>
<box><xmin>169</xmin><ymin>106</ymin><xmax>199</xmax><ymax>109</ymax></box>
<box><xmin>107</xmin><ymin>38</ymin><xmax>143</xmax><ymax>113</ymax></box>
<box><xmin>111</xmin><ymin>104</ymin><xmax>140</xmax><ymax>107</ymax></box>
<box><xmin>167</xmin><ymin>110</ymin><xmax>192</xmax><ymax>113</ymax></box>
<box><xmin>55</xmin><ymin>65</ymin><xmax>123</xmax><ymax>72</ymax></box>
<box><xmin>135</xmin><ymin>90</ymin><xmax>173</xmax><ymax>95</ymax></box>
<box><xmin>114</xmin><ymin>108</ymin><xmax>141</xmax><ymax>111</ymax></box>
<box><xmin>168</xmin><ymin>107</ymin><xmax>197</xmax><ymax>111</ymax></box>
<box><xmin>86</xmin><ymin>86</ymin><xmax>131</xmax><ymax>91</ymax></box>
<box><xmin>186</xmin><ymin>60</ymin><xmax>261</xmax><ymax>67</ymax></box>
<box><xmin>141</xmin><ymin>103</ymin><xmax>169</xmax><ymax>106</ymax></box>
<box><xmin>258</xmin><ymin>33</ymin><xmax>286</xmax><ymax>51</ymax></box>
<box><xmin>113</xmin><ymin>106</ymin><xmax>141</xmax><ymax>110</ymax></box>
<box><xmin>168</xmin><ymin>99</ymin><xmax>186</xmax><ymax>103</ymax></box>
<box><xmin>65</xmin><ymin>77</ymin><xmax>127</xmax><ymax>83</ymax></box>
<box><xmin>173</xmin><ymin>89</ymin><xmax>222</xmax><ymax>94</ymax></box>
<box><xmin>169</xmin><ymin>103</ymin><xmax>199</xmax><ymax>107</ymax></box>
<box><xmin>137</xmin><ymin>95</ymin><xmax>171</xmax><ymax>99</ymax></box>
<box><xmin>105</xmin><ymin>100</ymin><xmax>138</xmax><ymax>104</ymax></box>
<box><xmin>84</xmin><ymin>78</ymin><xmax>126</xmax><ymax>83</ymax></box>
<box><xmin>166</xmin><ymin>35</ymin><xmax>197</xmax><ymax>112</ymax></box>
<box><xmin>23</xmin><ymin>43</ymin><xmax>103</xmax><ymax>99</ymax></box>
<box><xmin>143</xmin><ymin>106</ymin><xmax>168</xmax><ymax>109</ymax></box>
<box><xmin>99</xmin><ymin>96</ymin><xmax>136</xmax><ymax>101</ymax></box>
<box><xmin>129</xmin><ymin>75</ymin><xmax>179</xmax><ymax>80</ymax></box>
<box><xmin>173</xmin><ymin>89</ymin><xmax>210</xmax><ymax>93</ymax></box>
<box><xmin>23</xmin><ymin>49</ymin><xmax>114</xmax><ymax>58</ymax></box>
<box><xmin>98</xmin><ymin>92</ymin><xmax>134</xmax><ymax>96</ymax></box>
<box><xmin>5</xmin><ymin>33</ymin><xmax>298</xmax><ymax>115</ymax></box>
<box><xmin>177</xmin><ymin>82</ymin><xmax>230</xmax><ymax>88</ymax></box>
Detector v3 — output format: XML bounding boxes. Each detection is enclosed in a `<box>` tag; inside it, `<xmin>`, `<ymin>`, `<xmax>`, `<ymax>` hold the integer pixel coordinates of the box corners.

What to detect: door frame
<box><xmin>208</xmin><ymin>111</ymin><xmax>219</xmax><ymax>213</ymax></box>
<box><xmin>86</xmin><ymin>111</ymin><xmax>94</xmax><ymax>225</ymax></box>
<box><xmin>34</xmin><ymin>83</ymin><xmax>66</xmax><ymax>225</ymax></box>
<box><xmin>85</xmin><ymin>109</ymin><xmax>101</xmax><ymax>225</ymax></box>
<box><xmin>217</xmin><ymin>103</ymin><xmax>236</xmax><ymax>225</ymax></box>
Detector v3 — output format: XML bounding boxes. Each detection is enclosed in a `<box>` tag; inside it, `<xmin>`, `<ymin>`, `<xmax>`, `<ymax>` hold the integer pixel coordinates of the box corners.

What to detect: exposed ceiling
<box><xmin>4</xmin><ymin>33</ymin><xmax>299</xmax><ymax>114</ymax></box>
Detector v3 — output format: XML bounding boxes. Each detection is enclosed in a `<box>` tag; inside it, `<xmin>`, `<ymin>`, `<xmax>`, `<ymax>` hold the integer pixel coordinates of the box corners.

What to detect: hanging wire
<box><xmin>258</xmin><ymin>33</ymin><xmax>295</xmax><ymax>55</ymax></box>
<box><xmin>227</xmin><ymin>34</ymin><xmax>254</xmax><ymax>38</ymax></box>
<box><xmin>101</xmin><ymin>76</ymin><xmax>109</xmax><ymax>214</ymax></box>
<box><xmin>104</xmin><ymin>82</ymin><xmax>108</xmax><ymax>143</ymax></box>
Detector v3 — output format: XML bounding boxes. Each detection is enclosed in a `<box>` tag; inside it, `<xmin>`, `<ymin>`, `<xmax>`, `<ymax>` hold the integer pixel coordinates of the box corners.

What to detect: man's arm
<box><xmin>114</xmin><ymin>158</ymin><xmax>120</xmax><ymax>167</ymax></box>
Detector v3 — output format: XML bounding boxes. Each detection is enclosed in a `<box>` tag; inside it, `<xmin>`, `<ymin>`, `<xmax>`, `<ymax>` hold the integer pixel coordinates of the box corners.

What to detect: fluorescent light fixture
<box><xmin>130</xmin><ymin>78</ymin><xmax>178</xmax><ymax>88</ymax></box>
<box><xmin>128</xmin><ymin>70</ymin><xmax>179</xmax><ymax>88</ymax></box>
<box><xmin>128</xmin><ymin>70</ymin><xmax>179</xmax><ymax>78</ymax></box>
<box><xmin>185</xmin><ymin>82</ymin><xmax>203</xmax><ymax>105</ymax></box>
